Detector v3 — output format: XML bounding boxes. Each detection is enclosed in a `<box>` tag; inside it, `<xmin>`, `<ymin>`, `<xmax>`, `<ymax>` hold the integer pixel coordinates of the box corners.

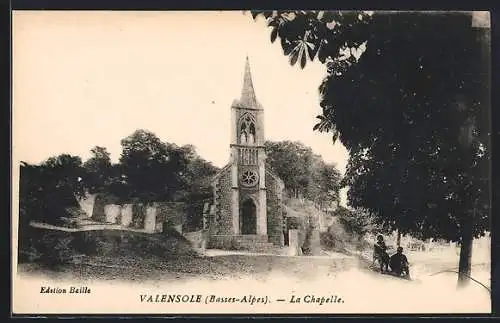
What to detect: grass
<box><xmin>19</xmin><ymin>253</ymin><xmax>359</xmax><ymax>283</ymax></box>
<box><xmin>17</xmin><ymin>226</ymin><xmax>490</xmax><ymax>290</ymax></box>
<box><xmin>18</xmin><ymin>226</ymin><xmax>359</xmax><ymax>283</ymax></box>
<box><xmin>18</xmin><ymin>226</ymin><xmax>197</xmax><ymax>268</ymax></box>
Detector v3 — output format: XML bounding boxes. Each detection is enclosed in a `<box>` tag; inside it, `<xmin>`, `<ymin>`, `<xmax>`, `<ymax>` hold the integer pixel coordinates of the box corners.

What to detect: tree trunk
<box><xmin>456</xmin><ymin>11</ymin><xmax>488</xmax><ymax>289</ymax></box>
<box><xmin>396</xmin><ymin>230</ymin><xmax>401</xmax><ymax>247</ymax></box>
<box><xmin>457</xmin><ymin>213</ymin><xmax>474</xmax><ymax>288</ymax></box>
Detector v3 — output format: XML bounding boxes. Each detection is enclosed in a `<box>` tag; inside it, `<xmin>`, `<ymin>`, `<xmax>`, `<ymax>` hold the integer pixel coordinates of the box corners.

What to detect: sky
<box><xmin>13</xmin><ymin>10</ymin><xmax>350</xmax><ymax>204</ymax></box>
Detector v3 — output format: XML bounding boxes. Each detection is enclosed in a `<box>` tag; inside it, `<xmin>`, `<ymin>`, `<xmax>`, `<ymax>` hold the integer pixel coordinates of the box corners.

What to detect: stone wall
<box><xmin>90</xmin><ymin>194</ymin><xmax>122</xmax><ymax>222</ymax></box>
<box><xmin>104</xmin><ymin>204</ymin><xmax>121</xmax><ymax>223</ymax></box>
<box><xmin>213</xmin><ymin>167</ymin><xmax>233</xmax><ymax>235</ymax></box>
<box><xmin>131</xmin><ymin>204</ymin><xmax>147</xmax><ymax>229</ymax></box>
<box><xmin>121</xmin><ymin>204</ymin><xmax>133</xmax><ymax>227</ymax></box>
<box><xmin>91</xmin><ymin>194</ymin><xmax>106</xmax><ymax>222</ymax></box>
<box><xmin>288</xmin><ymin>229</ymin><xmax>302</xmax><ymax>256</ymax></box>
<box><xmin>78</xmin><ymin>193</ymin><xmax>96</xmax><ymax>217</ymax></box>
<box><xmin>208</xmin><ymin>235</ymin><xmax>237</xmax><ymax>249</ymax></box>
<box><xmin>266</xmin><ymin>172</ymin><xmax>284</xmax><ymax>246</ymax></box>
<box><xmin>184</xmin><ymin>229</ymin><xmax>209</xmax><ymax>249</ymax></box>
<box><xmin>77</xmin><ymin>193</ymin><xmax>186</xmax><ymax>233</ymax></box>
<box><xmin>144</xmin><ymin>206</ymin><xmax>157</xmax><ymax>233</ymax></box>
<box><xmin>156</xmin><ymin>202</ymin><xmax>186</xmax><ymax>233</ymax></box>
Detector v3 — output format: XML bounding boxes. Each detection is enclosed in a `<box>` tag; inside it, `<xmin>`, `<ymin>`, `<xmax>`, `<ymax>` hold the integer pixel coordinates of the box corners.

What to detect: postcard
<box><xmin>11</xmin><ymin>10</ymin><xmax>492</xmax><ymax>315</ymax></box>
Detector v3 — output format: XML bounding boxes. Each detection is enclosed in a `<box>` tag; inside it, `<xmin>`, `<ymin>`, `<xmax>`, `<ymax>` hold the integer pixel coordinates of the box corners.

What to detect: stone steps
<box><xmin>233</xmin><ymin>238</ymin><xmax>275</xmax><ymax>252</ymax></box>
<box><xmin>233</xmin><ymin>234</ymin><xmax>268</xmax><ymax>242</ymax></box>
<box><xmin>234</xmin><ymin>241</ymin><xmax>274</xmax><ymax>247</ymax></box>
<box><xmin>207</xmin><ymin>234</ymin><xmax>278</xmax><ymax>253</ymax></box>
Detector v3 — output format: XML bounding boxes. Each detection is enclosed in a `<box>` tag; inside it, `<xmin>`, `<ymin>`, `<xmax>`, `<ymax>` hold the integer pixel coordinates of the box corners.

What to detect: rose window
<box><xmin>240</xmin><ymin>170</ymin><xmax>259</xmax><ymax>187</ymax></box>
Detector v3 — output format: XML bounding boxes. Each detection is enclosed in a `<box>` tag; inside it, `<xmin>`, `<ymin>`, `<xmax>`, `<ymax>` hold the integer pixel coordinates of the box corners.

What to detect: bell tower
<box><xmin>229</xmin><ymin>57</ymin><xmax>267</xmax><ymax>236</ymax></box>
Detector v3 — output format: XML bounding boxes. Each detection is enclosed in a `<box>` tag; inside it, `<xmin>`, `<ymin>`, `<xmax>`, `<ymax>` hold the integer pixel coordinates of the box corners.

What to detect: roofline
<box><xmin>211</xmin><ymin>162</ymin><xmax>232</xmax><ymax>182</ymax></box>
<box><xmin>265</xmin><ymin>167</ymin><xmax>285</xmax><ymax>188</ymax></box>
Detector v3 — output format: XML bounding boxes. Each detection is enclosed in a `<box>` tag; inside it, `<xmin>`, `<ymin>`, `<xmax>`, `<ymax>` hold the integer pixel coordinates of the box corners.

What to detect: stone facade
<box><xmin>265</xmin><ymin>170</ymin><xmax>284</xmax><ymax>246</ymax></box>
<box><xmin>211</xmin><ymin>164</ymin><xmax>233</xmax><ymax>235</ymax></box>
<box><xmin>208</xmin><ymin>57</ymin><xmax>285</xmax><ymax>251</ymax></box>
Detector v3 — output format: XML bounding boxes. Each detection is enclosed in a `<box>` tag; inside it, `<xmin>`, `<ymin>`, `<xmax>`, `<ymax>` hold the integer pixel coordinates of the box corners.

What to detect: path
<box><xmin>29</xmin><ymin>220</ymin><xmax>149</xmax><ymax>233</ymax></box>
<box><xmin>202</xmin><ymin>248</ymin><xmax>353</xmax><ymax>259</ymax></box>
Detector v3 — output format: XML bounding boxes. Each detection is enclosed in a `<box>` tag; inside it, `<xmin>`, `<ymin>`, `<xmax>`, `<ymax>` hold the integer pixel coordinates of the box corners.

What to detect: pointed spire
<box><xmin>240</xmin><ymin>56</ymin><xmax>258</xmax><ymax>108</ymax></box>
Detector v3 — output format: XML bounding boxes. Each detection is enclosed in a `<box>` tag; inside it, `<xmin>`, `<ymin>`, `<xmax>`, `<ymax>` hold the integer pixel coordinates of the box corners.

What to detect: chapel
<box><xmin>208</xmin><ymin>57</ymin><xmax>285</xmax><ymax>250</ymax></box>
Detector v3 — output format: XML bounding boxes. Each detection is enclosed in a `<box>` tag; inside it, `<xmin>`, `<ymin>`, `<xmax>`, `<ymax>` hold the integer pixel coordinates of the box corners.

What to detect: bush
<box><xmin>334</xmin><ymin>206</ymin><xmax>377</xmax><ymax>237</ymax></box>
<box><xmin>283</xmin><ymin>199</ymin><xmax>322</xmax><ymax>253</ymax></box>
<box><xmin>320</xmin><ymin>216</ymin><xmax>370</xmax><ymax>253</ymax></box>
<box><xmin>32</xmin><ymin>233</ymin><xmax>75</xmax><ymax>268</ymax></box>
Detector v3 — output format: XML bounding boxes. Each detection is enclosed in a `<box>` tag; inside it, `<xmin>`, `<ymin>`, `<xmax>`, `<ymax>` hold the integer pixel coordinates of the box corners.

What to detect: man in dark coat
<box><xmin>390</xmin><ymin>246</ymin><xmax>410</xmax><ymax>278</ymax></box>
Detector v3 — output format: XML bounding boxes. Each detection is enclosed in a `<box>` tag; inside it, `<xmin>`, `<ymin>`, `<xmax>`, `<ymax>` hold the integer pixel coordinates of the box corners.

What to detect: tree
<box><xmin>19</xmin><ymin>154</ymin><xmax>87</xmax><ymax>227</ymax></box>
<box><xmin>334</xmin><ymin>206</ymin><xmax>378</xmax><ymax>238</ymax></box>
<box><xmin>265</xmin><ymin>140</ymin><xmax>341</xmax><ymax>208</ymax></box>
<box><xmin>83</xmin><ymin>146</ymin><xmax>112</xmax><ymax>194</ymax></box>
<box><xmin>41</xmin><ymin>154</ymin><xmax>87</xmax><ymax>201</ymax></box>
<box><xmin>177</xmin><ymin>144</ymin><xmax>219</xmax><ymax>231</ymax></box>
<box><xmin>253</xmin><ymin>11</ymin><xmax>490</xmax><ymax>286</ymax></box>
<box><xmin>119</xmin><ymin>129</ymin><xmax>189</xmax><ymax>203</ymax></box>
<box><xmin>264</xmin><ymin>140</ymin><xmax>311</xmax><ymax>198</ymax></box>
<box><xmin>315</xmin><ymin>162</ymin><xmax>342</xmax><ymax>211</ymax></box>
<box><xmin>19</xmin><ymin>162</ymin><xmax>44</xmax><ymax>229</ymax></box>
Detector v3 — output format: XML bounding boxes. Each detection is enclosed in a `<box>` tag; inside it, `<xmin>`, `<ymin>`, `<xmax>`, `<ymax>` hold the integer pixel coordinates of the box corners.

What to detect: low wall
<box><xmin>78</xmin><ymin>193</ymin><xmax>97</xmax><ymax>218</ymax></box>
<box><xmin>156</xmin><ymin>202</ymin><xmax>186</xmax><ymax>230</ymax></box>
<box><xmin>121</xmin><ymin>204</ymin><xmax>133</xmax><ymax>227</ymax></box>
<box><xmin>144</xmin><ymin>206</ymin><xmax>157</xmax><ymax>233</ymax></box>
<box><xmin>184</xmin><ymin>230</ymin><xmax>208</xmax><ymax>249</ymax></box>
<box><xmin>288</xmin><ymin>229</ymin><xmax>302</xmax><ymax>256</ymax></box>
<box><xmin>89</xmin><ymin>196</ymin><xmax>186</xmax><ymax>234</ymax></box>
<box><xmin>104</xmin><ymin>204</ymin><xmax>121</xmax><ymax>224</ymax></box>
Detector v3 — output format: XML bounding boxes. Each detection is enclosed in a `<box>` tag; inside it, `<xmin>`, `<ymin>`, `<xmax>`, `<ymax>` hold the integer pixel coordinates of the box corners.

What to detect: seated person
<box><xmin>373</xmin><ymin>235</ymin><xmax>390</xmax><ymax>272</ymax></box>
<box><xmin>389</xmin><ymin>246</ymin><xmax>410</xmax><ymax>277</ymax></box>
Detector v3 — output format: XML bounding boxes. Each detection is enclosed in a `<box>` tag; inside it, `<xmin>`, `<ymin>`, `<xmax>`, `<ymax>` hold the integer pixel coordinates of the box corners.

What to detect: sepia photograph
<box><xmin>11</xmin><ymin>10</ymin><xmax>491</xmax><ymax>314</ymax></box>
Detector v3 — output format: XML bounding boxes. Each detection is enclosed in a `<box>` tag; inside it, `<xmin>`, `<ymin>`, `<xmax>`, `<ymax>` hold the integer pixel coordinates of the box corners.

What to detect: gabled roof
<box><xmin>211</xmin><ymin>162</ymin><xmax>232</xmax><ymax>184</ymax></box>
<box><xmin>265</xmin><ymin>167</ymin><xmax>285</xmax><ymax>190</ymax></box>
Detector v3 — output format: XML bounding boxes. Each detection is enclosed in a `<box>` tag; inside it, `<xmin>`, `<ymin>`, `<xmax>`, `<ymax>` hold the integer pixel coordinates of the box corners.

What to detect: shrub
<box><xmin>320</xmin><ymin>216</ymin><xmax>370</xmax><ymax>253</ymax></box>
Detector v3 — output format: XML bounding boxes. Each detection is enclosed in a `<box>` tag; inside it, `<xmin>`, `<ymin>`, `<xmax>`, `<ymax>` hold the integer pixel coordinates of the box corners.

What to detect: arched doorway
<box><xmin>240</xmin><ymin>199</ymin><xmax>257</xmax><ymax>234</ymax></box>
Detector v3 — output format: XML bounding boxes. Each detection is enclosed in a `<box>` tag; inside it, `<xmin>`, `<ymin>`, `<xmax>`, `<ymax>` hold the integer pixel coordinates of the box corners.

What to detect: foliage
<box><xmin>334</xmin><ymin>206</ymin><xmax>378</xmax><ymax>237</ymax></box>
<box><xmin>251</xmin><ymin>11</ymin><xmax>372</xmax><ymax>70</ymax></box>
<box><xmin>83</xmin><ymin>146</ymin><xmax>112</xmax><ymax>194</ymax></box>
<box><xmin>19</xmin><ymin>154</ymin><xmax>86</xmax><ymax>226</ymax></box>
<box><xmin>253</xmin><ymin>11</ymin><xmax>490</xmax><ymax>244</ymax></box>
<box><xmin>283</xmin><ymin>198</ymin><xmax>321</xmax><ymax>254</ymax></box>
<box><xmin>320</xmin><ymin>217</ymin><xmax>371</xmax><ymax>253</ymax></box>
<box><xmin>20</xmin><ymin>129</ymin><xmax>218</xmax><ymax>236</ymax></box>
<box><xmin>18</xmin><ymin>227</ymin><xmax>198</xmax><ymax>266</ymax></box>
<box><xmin>119</xmin><ymin>129</ymin><xmax>189</xmax><ymax>202</ymax></box>
<box><xmin>179</xmin><ymin>145</ymin><xmax>219</xmax><ymax>231</ymax></box>
<box><xmin>265</xmin><ymin>140</ymin><xmax>341</xmax><ymax>209</ymax></box>
<box><xmin>319</xmin><ymin>206</ymin><xmax>376</xmax><ymax>253</ymax></box>
<box><xmin>41</xmin><ymin>154</ymin><xmax>87</xmax><ymax>200</ymax></box>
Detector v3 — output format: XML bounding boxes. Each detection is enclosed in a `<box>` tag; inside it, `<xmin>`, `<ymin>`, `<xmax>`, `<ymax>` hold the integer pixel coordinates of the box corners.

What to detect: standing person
<box><xmin>373</xmin><ymin>234</ymin><xmax>390</xmax><ymax>272</ymax></box>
